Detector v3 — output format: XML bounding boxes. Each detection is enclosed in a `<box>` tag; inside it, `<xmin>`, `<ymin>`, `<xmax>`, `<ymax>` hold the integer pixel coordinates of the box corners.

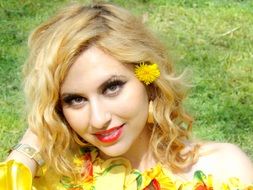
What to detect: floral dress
<box><xmin>1</xmin><ymin>147</ymin><xmax>252</xmax><ymax>190</ymax></box>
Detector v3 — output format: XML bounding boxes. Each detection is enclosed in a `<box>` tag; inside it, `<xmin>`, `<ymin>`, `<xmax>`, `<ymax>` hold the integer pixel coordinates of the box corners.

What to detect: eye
<box><xmin>103</xmin><ymin>80</ymin><xmax>126</xmax><ymax>96</ymax></box>
<box><xmin>62</xmin><ymin>94</ymin><xmax>86</xmax><ymax>107</ymax></box>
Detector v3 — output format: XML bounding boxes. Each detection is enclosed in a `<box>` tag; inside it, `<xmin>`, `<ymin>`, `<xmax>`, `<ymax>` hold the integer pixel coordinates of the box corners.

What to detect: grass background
<box><xmin>0</xmin><ymin>0</ymin><xmax>252</xmax><ymax>161</ymax></box>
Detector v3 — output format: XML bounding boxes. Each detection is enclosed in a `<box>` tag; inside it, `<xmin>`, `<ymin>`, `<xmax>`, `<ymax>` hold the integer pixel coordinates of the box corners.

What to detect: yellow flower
<box><xmin>142</xmin><ymin>164</ymin><xmax>176</xmax><ymax>190</ymax></box>
<box><xmin>73</xmin><ymin>156</ymin><xmax>83</xmax><ymax>166</ymax></box>
<box><xmin>135</xmin><ymin>63</ymin><xmax>160</xmax><ymax>85</ymax></box>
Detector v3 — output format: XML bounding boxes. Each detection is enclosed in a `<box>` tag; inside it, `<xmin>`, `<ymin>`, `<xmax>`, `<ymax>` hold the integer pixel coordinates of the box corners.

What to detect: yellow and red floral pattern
<box><xmin>1</xmin><ymin>147</ymin><xmax>252</xmax><ymax>190</ymax></box>
<box><xmin>58</xmin><ymin>148</ymin><xmax>253</xmax><ymax>190</ymax></box>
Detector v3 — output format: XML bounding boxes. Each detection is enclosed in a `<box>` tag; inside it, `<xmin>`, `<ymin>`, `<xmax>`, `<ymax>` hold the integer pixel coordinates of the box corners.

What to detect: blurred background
<box><xmin>0</xmin><ymin>0</ymin><xmax>252</xmax><ymax>160</ymax></box>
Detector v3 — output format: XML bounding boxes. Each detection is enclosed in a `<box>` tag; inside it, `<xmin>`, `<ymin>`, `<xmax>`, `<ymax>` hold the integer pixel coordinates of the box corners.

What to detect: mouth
<box><xmin>93</xmin><ymin>124</ymin><xmax>124</xmax><ymax>143</ymax></box>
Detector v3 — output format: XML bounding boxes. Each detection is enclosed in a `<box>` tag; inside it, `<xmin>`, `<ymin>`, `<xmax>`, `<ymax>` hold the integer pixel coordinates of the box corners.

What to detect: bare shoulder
<box><xmin>190</xmin><ymin>142</ymin><xmax>253</xmax><ymax>183</ymax></box>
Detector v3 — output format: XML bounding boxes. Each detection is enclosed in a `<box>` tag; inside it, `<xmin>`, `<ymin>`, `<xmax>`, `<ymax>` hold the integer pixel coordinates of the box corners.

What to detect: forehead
<box><xmin>60</xmin><ymin>46</ymin><xmax>134</xmax><ymax>92</ymax></box>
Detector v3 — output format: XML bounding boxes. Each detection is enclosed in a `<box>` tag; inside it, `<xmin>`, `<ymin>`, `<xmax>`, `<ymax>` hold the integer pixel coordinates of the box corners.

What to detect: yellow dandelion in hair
<box><xmin>135</xmin><ymin>63</ymin><xmax>160</xmax><ymax>85</ymax></box>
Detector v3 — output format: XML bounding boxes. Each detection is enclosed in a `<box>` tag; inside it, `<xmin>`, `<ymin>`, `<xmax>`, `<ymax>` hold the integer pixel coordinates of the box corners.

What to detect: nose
<box><xmin>89</xmin><ymin>98</ymin><xmax>111</xmax><ymax>129</ymax></box>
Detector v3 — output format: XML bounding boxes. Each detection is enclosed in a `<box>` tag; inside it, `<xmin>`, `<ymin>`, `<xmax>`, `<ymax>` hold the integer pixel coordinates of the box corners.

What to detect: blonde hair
<box><xmin>24</xmin><ymin>2</ymin><xmax>198</xmax><ymax>178</ymax></box>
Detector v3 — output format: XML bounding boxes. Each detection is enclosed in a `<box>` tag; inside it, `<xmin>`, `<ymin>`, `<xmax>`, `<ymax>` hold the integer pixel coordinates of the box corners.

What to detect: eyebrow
<box><xmin>60</xmin><ymin>74</ymin><xmax>127</xmax><ymax>97</ymax></box>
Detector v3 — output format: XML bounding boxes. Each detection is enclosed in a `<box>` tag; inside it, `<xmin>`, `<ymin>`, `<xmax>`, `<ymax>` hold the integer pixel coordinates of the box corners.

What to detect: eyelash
<box><xmin>62</xmin><ymin>79</ymin><xmax>126</xmax><ymax>106</ymax></box>
<box><xmin>102</xmin><ymin>79</ymin><xmax>126</xmax><ymax>96</ymax></box>
<box><xmin>62</xmin><ymin>95</ymin><xmax>86</xmax><ymax>106</ymax></box>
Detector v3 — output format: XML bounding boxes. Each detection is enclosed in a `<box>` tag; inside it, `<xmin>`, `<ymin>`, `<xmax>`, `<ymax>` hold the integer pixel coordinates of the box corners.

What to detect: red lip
<box><xmin>93</xmin><ymin>124</ymin><xmax>124</xmax><ymax>143</ymax></box>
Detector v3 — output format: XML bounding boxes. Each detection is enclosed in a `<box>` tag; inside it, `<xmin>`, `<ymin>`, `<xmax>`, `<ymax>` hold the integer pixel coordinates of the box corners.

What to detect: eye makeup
<box><xmin>101</xmin><ymin>76</ymin><xmax>127</xmax><ymax>96</ymax></box>
<box><xmin>60</xmin><ymin>75</ymin><xmax>127</xmax><ymax>107</ymax></box>
<box><xmin>61</xmin><ymin>94</ymin><xmax>86</xmax><ymax>106</ymax></box>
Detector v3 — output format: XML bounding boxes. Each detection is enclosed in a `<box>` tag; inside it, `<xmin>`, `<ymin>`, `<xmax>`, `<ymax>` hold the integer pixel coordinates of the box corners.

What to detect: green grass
<box><xmin>0</xmin><ymin>0</ymin><xmax>252</xmax><ymax>161</ymax></box>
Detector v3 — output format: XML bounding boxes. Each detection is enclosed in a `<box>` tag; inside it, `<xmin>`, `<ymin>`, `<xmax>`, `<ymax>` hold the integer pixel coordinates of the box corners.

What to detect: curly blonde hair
<box><xmin>24</xmin><ymin>2</ymin><xmax>198</xmax><ymax>178</ymax></box>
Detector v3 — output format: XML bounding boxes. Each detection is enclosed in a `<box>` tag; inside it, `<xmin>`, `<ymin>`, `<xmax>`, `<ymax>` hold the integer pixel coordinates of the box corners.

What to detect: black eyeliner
<box><xmin>101</xmin><ymin>77</ymin><xmax>126</xmax><ymax>94</ymax></box>
<box><xmin>62</xmin><ymin>94</ymin><xmax>83</xmax><ymax>104</ymax></box>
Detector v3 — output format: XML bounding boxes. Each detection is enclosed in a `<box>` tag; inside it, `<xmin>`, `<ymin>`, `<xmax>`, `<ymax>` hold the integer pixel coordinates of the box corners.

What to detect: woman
<box><xmin>1</xmin><ymin>2</ymin><xmax>253</xmax><ymax>190</ymax></box>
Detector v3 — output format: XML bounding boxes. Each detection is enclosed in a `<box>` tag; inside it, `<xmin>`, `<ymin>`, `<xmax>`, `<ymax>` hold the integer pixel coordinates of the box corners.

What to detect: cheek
<box><xmin>113</xmin><ymin>83</ymin><xmax>149</xmax><ymax>119</ymax></box>
<box><xmin>62</xmin><ymin>108</ymin><xmax>89</xmax><ymax>134</ymax></box>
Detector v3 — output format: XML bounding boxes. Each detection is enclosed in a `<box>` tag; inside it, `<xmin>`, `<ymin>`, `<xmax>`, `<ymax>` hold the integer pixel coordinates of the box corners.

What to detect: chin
<box><xmin>102</xmin><ymin>149</ymin><xmax>127</xmax><ymax>157</ymax></box>
<box><xmin>99</xmin><ymin>145</ymin><xmax>129</xmax><ymax>157</ymax></box>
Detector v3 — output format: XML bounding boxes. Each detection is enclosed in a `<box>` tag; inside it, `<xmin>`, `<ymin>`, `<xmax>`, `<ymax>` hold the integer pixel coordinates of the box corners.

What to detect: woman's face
<box><xmin>60</xmin><ymin>46</ymin><xmax>149</xmax><ymax>157</ymax></box>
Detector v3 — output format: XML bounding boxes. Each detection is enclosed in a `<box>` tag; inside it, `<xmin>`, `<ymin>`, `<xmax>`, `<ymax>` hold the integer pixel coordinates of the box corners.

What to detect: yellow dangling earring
<box><xmin>147</xmin><ymin>101</ymin><xmax>154</xmax><ymax>124</ymax></box>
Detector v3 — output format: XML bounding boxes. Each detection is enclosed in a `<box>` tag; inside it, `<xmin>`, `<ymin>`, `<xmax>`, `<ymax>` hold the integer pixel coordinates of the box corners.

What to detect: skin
<box><xmin>60</xmin><ymin>46</ymin><xmax>253</xmax><ymax>182</ymax></box>
<box><xmin>60</xmin><ymin>46</ymin><xmax>156</xmax><ymax>170</ymax></box>
<box><xmin>179</xmin><ymin>142</ymin><xmax>253</xmax><ymax>183</ymax></box>
<box><xmin>7</xmin><ymin>47</ymin><xmax>253</xmax><ymax>183</ymax></box>
<box><xmin>7</xmin><ymin>128</ymin><xmax>40</xmax><ymax>177</ymax></box>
